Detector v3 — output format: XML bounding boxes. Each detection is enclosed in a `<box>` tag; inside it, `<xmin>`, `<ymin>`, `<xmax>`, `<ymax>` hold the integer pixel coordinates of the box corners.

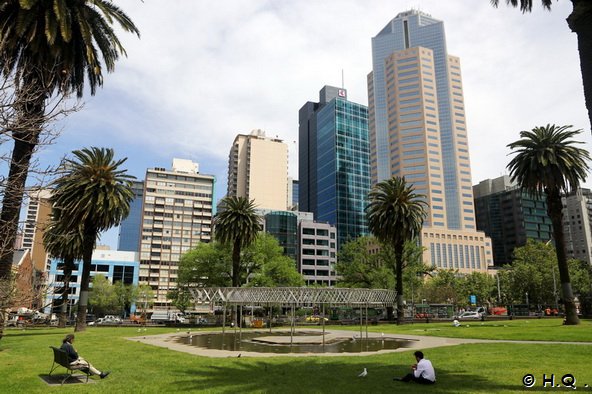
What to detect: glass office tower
<box><xmin>299</xmin><ymin>86</ymin><xmax>370</xmax><ymax>248</ymax></box>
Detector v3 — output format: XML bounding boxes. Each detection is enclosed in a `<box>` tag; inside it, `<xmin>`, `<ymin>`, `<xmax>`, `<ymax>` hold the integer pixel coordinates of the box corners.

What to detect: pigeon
<box><xmin>358</xmin><ymin>368</ymin><xmax>367</xmax><ymax>377</ymax></box>
<box><xmin>237</xmin><ymin>354</ymin><xmax>241</xmax><ymax>358</ymax></box>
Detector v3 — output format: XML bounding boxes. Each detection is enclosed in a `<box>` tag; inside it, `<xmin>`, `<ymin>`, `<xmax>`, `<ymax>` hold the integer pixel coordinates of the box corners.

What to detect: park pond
<box><xmin>174</xmin><ymin>330</ymin><xmax>415</xmax><ymax>354</ymax></box>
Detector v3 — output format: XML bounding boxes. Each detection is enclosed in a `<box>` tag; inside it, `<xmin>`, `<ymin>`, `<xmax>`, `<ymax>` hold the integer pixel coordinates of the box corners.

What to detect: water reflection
<box><xmin>176</xmin><ymin>331</ymin><xmax>412</xmax><ymax>354</ymax></box>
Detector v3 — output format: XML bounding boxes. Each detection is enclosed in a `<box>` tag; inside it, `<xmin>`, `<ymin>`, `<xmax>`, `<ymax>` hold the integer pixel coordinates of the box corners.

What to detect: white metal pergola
<box><xmin>188</xmin><ymin>287</ymin><xmax>397</xmax><ymax>343</ymax></box>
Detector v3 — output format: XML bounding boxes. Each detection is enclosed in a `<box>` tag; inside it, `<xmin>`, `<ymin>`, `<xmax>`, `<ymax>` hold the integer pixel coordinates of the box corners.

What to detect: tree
<box><xmin>214</xmin><ymin>196</ymin><xmax>261</xmax><ymax>287</ymax></box>
<box><xmin>88</xmin><ymin>274</ymin><xmax>119</xmax><ymax>316</ymax></box>
<box><xmin>178</xmin><ymin>242</ymin><xmax>232</xmax><ymax>288</ymax></box>
<box><xmin>0</xmin><ymin>0</ymin><xmax>139</xmax><ymax>281</ymax></box>
<box><xmin>43</xmin><ymin>216</ymin><xmax>84</xmax><ymax>328</ymax></box>
<box><xmin>507</xmin><ymin>124</ymin><xmax>590</xmax><ymax>324</ymax></box>
<box><xmin>490</xmin><ymin>0</ymin><xmax>592</xmax><ymax>133</ymax></box>
<box><xmin>336</xmin><ymin>236</ymin><xmax>394</xmax><ymax>289</ymax></box>
<box><xmin>365</xmin><ymin>177</ymin><xmax>427</xmax><ymax>323</ymax></box>
<box><xmin>50</xmin><ymin>147</ymin><xmax>134</xmax><ymax>331</ymax></box>
<box><xmin>245</xmin><ymin>234</ymin><xmax>304</xmax><ymax>287</ymax></box>
<box><xmin>177</xmin><ymin>234</ymin><xmax>303</xmax><ymax>289</ymax></box>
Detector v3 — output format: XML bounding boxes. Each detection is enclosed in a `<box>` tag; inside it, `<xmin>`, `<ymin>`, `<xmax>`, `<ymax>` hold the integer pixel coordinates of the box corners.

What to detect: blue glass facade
<box><xmin>316</xmin><ymin>99</ymin><xmax>370</xmax><ymax>248</ymax></box>
<box><xmin>118</xmin><ymin>180</ymin><xmax>144</xmax><ymax>252</ymax></box>
<box><xmin>300</xmin><ymin>86</ymin><xmax>370</xmax><ymax>248</ymax></box>
<box><xmin>265</xmin><ymin>211</ymin><xmax>298</xmax><ymax>262</ymax></box>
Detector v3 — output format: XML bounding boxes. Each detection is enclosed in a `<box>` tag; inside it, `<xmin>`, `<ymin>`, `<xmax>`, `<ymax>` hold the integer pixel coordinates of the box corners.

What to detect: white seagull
<box><xmin>358</xmin><ymin>368</ymin><xmax>367</xmax><ymax>378</ymax></box>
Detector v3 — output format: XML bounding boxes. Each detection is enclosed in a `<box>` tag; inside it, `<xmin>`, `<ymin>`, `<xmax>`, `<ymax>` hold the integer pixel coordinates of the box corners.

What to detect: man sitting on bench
<box><xmin>60</xmin><ymin>334</ymin><xmax>110</xmax><ymax>379</ymax></box>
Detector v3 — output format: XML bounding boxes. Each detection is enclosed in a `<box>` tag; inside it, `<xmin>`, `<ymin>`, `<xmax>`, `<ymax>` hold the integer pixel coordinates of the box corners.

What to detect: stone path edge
<box><xmin>125</xmin><ymin>329</ymin><xmax>591</xmax><ymax>359</ymax></box>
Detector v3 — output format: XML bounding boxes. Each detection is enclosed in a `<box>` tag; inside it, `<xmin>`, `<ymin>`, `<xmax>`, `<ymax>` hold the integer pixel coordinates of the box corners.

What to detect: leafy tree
<box><xmin>507</xmin><ymin>124</ymin><xmax>590</xmax><ymax>324</ymax></box>
<box><xmin>178</xmin><ymin>242</ymin><xmax>232</xmax><ymax>287</ymax></box>
<box><xmin>246</xmin><ymin>234</ymin><xmax>304</xmax><ymax>287</ymax></box>
<box><xmin>43</xmin><ymin>216</ymin><xmax>84</xmax><ymax>328</ymax></box>
<box><xmin>336</xmin><ymin>236</ymin><xmax>393</xmax><ymax>289</ymax></box>
<box><xmin>366</xmin><ymin>177</ymin><xmax>427</xmax><ymax>323</ymax></box>
<box><xmin>423</xmin><ymin>269</ymin><xmax>462</xmax><ymax>306</ymax></box>
<box><xmin>50</xmin><ymin>147</ymin><xmax>134</xmax><ymax>331</ymax></box>
<box><xmin>177</xmin><ymin>233</ymin><xmax>303</xmax><ymax>289</ymax></box>
<box><xmin>214</xmin><ymin>196</ymin><xmax>261</xmax><ymax>287</ymax></box>
<box><xmin>167</xmin><ymin>288</ymin><xmax>193</xmax><ymax>314</ymax></box>
<box><xmin>88</xmin><ymin>274</ymin><xmax>119</xmax><ymax>316</ymax></box>
<box><xmin>0</xmin><ymin>0</ymin><xmax>139</xmax><ymax>280</ymax></box>
<box><xmin>457</xmin><ymin>272</ymin><xmax>497</xmax><ymax>308</ymax></box>
<box><xmin>490</xmin><ymin>1</ymin><xmax>592</xmax><ymax>132</ymax></box>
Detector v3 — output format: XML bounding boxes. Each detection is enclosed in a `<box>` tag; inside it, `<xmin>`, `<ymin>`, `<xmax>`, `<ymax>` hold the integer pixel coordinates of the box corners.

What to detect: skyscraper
<box><xmin>227</xmin><ymin>129</ymin><xmax>288</xmax><ymax>211</ymax></box>
<box><xmin>117</xmin><ymin>180</ymin><xmax>145</xmax><ymax>252</ymax></box>
<box><xmin>299</xmin><ymin>86</ymin><xmax>370</xmax><ymax>247</ymax></box>
<box><xmin>138</xmin><ymin>159</ymin><xmax>214</xmax><ymax>310</ymax></box>
<box><xmin>21</xmin><ymin>189</ymin><xmax>52</xmax><ymax>271</ymax></box>
<box><xmin>473</xmin><ymin>175</ymin><xmax>551</xmax><ymax>266</ymax></box>
<box><xmin>368</xmin><ymin>10</ymin><xmax>492</xmax><ymax>272</ymax></box>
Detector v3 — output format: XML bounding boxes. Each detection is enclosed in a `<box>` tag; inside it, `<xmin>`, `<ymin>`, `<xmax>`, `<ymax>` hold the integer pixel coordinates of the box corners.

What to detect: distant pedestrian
<box><xmin>394</xmin><ymin>351</ymin><xmax>436</xmax><ymax>384</ymax></box>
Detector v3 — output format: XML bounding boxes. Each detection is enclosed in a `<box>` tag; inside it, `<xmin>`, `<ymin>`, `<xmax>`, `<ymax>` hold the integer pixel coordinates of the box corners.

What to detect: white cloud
<box><xmin>37</xmin><ymin>0</ymin><xmax>591</xmax><ymax>246</ymax></box>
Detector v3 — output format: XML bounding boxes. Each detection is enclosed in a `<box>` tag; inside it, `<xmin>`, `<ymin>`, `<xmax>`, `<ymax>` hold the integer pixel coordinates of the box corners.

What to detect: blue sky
<box><xmin>8</xmin><ymin>0</ymin><xmax>591</xmax><ymax>248</ymax></box>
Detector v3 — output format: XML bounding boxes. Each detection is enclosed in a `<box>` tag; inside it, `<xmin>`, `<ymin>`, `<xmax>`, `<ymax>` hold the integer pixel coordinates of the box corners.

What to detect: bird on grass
<box><xmin>237</xmin><ymin>354</ymin><xmax>241</xmax><ymax>358</ymax></box>
<box><xmin>358</xmin><ymin>368</ymin><xmax>367</xmax><ymax>377</ymax></box>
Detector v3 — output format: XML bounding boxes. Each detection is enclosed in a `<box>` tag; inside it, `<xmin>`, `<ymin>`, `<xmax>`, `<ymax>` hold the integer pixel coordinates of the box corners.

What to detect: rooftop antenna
<box><xmin>341</xmin><ymin>69</ymin><xmax>345</xmax><ymax>89</ymax></box>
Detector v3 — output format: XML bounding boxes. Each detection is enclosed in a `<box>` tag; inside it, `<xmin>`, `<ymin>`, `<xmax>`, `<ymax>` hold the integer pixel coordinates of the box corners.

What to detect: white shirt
<box><xmin>414</xmin><ymin>358</ymin><xmax>436</xmax><ymax>382</ymax></box>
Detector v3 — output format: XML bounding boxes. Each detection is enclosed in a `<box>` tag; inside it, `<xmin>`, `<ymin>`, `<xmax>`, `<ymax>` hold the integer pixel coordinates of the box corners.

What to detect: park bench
<box><xmin>49</xmin><ymin>346</ymin><xmax>90</xmax><ymax>384</ymax></box>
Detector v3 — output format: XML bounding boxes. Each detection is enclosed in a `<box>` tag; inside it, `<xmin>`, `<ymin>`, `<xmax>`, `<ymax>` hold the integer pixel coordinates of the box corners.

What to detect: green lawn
<box><xmin>1</xmin><ymin>320</ymin><xmax>591</xmax><ymax>393</ymax></box>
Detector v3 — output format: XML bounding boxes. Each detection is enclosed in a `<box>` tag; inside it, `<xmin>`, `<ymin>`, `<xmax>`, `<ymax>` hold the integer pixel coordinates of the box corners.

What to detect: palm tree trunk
<box><xmin>232</xmin><ymin>239</ymin><xmax>241</xmax><ymax>287</ymax></box>
<box><xmin>567</xmin><ymin>0</ymin><xmax>592</xmax><ymax>133</ymax></box>
<box><xmin>58</xmin><ymin>258</ymin><xmax>74</xmax><ymax>328</ymax></box>
<box><xmin>394</xmin><ymin>243</ymin><xmax>405</xmax><ymax>325</ymax></box>
<box><xmin>547</xmin><ymin>190</ymin><xmax>580</xmax><ymax>325</ymax></box>
<box><xmin>75</xmin><ymin>228</ymin><xmax>96</xmax><ymax>332</ymax></box>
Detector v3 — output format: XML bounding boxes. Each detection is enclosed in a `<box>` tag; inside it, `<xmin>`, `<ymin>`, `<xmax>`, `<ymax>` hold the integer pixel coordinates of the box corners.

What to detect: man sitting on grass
<box><xmin>394</xmin><ymin>351</ymin><xmax>436</xmax><ymax>384</ymax></box>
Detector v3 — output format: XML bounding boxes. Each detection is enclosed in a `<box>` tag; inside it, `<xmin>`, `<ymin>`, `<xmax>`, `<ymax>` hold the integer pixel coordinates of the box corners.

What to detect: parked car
<box><xmin>88</xmin><ymin>318</ymin><xmax>103</xmax><ymax>326</ymax></box>
<box><xmin>455</xmin><ymin>311</ymin><xmax>482</xmax><ymax>320</ymax></box>
<box><xmin>102</xmin><ymin>315</ymin><xmax>122</xmax><ymax>324</ymax></box>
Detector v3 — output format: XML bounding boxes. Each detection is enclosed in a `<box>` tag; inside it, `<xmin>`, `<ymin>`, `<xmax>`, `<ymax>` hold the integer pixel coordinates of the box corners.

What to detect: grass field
<box><xmin>1</xmin><ymin>319</ymin><xmax>591</xmax><ymax>393</ymax></box>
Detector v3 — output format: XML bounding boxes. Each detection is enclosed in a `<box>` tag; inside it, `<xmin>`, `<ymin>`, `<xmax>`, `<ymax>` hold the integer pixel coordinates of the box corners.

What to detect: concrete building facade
<box><xmin>298</xmin><ymin>221</ymin><xmax>338</xmax><ymax>286</ymax></box>
<box><xmin>562</xmin><ymin>188</ymin><xmax>592</xmax><ymax>265</ymax></box>
<box><xmin>227</xmin><ymin>129</ymin><xmax>288</xmax><ymax>211</ymax></box>
<box><xmin>21</xmin><ymin>189</ymin><xmax>52</xmax><ymax>272</ymax></box>
<box><xmin>138</xmin><ymin>159</ymin><xmax>215</xmax><ymax>309</ymax></box>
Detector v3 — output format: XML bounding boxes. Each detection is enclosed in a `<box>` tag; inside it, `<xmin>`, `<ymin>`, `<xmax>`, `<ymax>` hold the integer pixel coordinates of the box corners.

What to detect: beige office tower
<box><xmin>139</xmin><ymin>159</ymin><xmax>214</xmax><ymax>310</ymax></box>
<box><xmin>227</xmin><ymin>129</ymin><xmax>288</xmax><ymax>210</ymax></box>
<box><xmin>22</xmin><ymin>189</ymin><xmax>52</xmax><ymax>271</ymax></box>
<box><xmin>368</xmin><ymin>11</ymin><xmax>493</xmax><ymax>273</ymax></box>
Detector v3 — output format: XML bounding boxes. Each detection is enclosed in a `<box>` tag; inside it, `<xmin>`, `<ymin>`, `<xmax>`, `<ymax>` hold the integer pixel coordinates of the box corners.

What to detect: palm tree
<box><xmin>43</xmin><ymin>215</ymin><xmax>84</xmax><ymax>328</ymax></box>
<box><xmin>214</xmin><ymin>196</ymin><xmax>261</xmax><ymax>287</ymax></box>
<box><xmin>366</xmin><ymin>177</ymin><xmax>427</xmax><ymax>324</ymax></box>
<box><xmin>0</xmin><ymin>0</ymin><xmax>140</xmax><ymax>280</ymax></box>
<box><xmin>490</xmin><ymin>0</ymin><xmax>592</xmax><ymax>133</ymax></box>
<box><xmin>507</xmin><ymin>124</ymin><xmax>590</xmax><ymax>325</ymax></box>
<box><xmin>50</xmin><ymin>147</ymin><xmax>135</xmax><ymax>331</ymax></box>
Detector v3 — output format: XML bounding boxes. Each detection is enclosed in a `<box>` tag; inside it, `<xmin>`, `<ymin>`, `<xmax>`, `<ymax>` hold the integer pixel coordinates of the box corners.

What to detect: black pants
<box><xmin>401</xmin><ymin>373</ymin><xmax>435</xmax><ymax>384</ymax></box>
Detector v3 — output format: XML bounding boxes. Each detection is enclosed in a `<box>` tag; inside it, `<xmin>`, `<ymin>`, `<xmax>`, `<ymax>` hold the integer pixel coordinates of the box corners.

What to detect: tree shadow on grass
<box><xmin>171</xmin><ymin>360</ymin><xmax>523</xmax><ymax>393</ymax></box>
